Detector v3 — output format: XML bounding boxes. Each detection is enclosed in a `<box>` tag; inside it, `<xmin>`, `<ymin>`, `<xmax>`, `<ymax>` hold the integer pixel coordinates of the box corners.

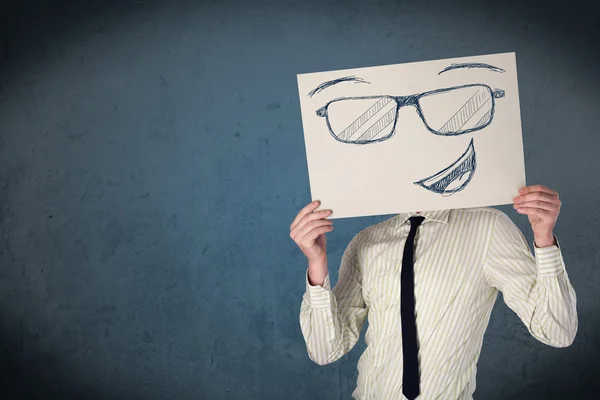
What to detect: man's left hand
<box><xmin>513</xmin><ymin>184</ymin><xmax>561</xmax><ymax>248</ymax></box>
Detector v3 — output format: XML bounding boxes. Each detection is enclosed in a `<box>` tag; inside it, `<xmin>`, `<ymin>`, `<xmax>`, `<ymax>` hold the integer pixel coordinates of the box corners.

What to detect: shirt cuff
<box><xmin>533</xmin><ymin>235</ymin><xmax>566</xmax><ymax>277</ymax></box>
<box><xmin>304</xmin><ymin>268</ymin><xmax>332</xmax><ymax>309</ymax></box>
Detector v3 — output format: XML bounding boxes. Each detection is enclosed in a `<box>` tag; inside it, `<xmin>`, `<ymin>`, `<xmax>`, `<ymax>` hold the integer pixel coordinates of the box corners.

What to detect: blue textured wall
<box><xmin>0</xmin><ymin>0</ymin><xmax>599</xmax><ymax>398</ymax></box>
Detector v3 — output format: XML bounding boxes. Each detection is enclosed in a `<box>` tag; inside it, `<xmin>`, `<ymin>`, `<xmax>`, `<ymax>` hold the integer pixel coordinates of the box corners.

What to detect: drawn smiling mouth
<box><xmin>414</xmin><ymin>139</ymin><xmax>477</xmax><ymax>196</ymax></box>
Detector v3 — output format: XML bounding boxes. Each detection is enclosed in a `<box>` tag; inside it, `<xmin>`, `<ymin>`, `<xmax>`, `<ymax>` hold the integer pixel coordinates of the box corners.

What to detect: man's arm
<box><xmin>483</xmin><ymin>211</ymin><xmax>578</xmax><ymax>347</ymax></box>
<box><xmin>299</xmin><ymin>235</ymin><xmax>368</xmax><ymax>365</ymax></box>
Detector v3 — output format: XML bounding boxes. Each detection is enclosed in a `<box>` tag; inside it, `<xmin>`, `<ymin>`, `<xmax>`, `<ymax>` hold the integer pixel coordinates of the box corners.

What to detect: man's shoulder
<box><xmin>453</xmin><ymin>206</ymin><xmax>504</xmax><ymax>219</ymax></box>
<box><xmin>350</xmin><ymin>207</ymin><xmax>508</xmax><ymax>243</ymax></box>
<box><xmin>349</xmin><ymin>215</ymin><xmax>398</xmax><ymax>246</ymax></box>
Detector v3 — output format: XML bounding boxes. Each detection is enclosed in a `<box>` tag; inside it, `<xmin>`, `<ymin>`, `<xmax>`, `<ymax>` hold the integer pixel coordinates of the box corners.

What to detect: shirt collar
<box><xmin>394</xmin><ymin>209</ymin><xmax>451</xmax><ymax>227</ymax></box>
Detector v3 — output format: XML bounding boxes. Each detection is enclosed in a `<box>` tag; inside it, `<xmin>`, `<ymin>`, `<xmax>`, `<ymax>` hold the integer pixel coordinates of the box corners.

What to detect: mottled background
<box><xmin>0</xmin><ymin>0</ymin><xmax>598</xmax><ymax>399</ymax></box>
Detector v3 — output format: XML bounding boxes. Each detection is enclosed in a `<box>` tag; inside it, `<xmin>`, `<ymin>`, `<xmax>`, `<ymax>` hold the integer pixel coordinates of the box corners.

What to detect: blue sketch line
<box><xmin>474</xmin><ymin>109</ymin><xmax>493</xmax><ymax>130</ymax></box>
<box><xmin>437</xmin><ymin>87</ymin><xmax>491</xmax><ymax>134</ymax></box>
<box><xmin>315</xmin><ymin>84</ymin><xmax>506</xmax><ymax>144</ymax></box>
<box><xmin>308</xmin><ymin>76</ymin><xmax>371</xmax><ymax>97</ymax></box>
<box><xmin>414</xmin><ymin>138</ymin><xmax>477</xmax><ymax>195</ymax></box>
<box><xmin>356</xmin><ymin>107</ymin><xmax>397</xmax><ymax>142</ymax></box>
<box><xmin>438</xmin><ymin>63</ymin><xmax>505</xmax><ymax>75</ymax></box>
<box><xmin>338</xmin><ymin>97</ymin><xmax>393</xmax><ymax>140</ymax></box>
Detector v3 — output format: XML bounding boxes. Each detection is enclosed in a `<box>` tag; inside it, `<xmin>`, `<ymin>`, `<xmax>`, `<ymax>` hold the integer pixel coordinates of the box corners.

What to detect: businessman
<box><xmin>290</xmin><ymin>184</ymin><xmax>577</xmax><ymax>400</ymax></box>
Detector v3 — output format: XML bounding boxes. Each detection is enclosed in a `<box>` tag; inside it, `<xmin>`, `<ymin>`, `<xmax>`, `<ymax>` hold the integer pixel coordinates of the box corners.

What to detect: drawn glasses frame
<box><xmin>315</xmin><ymin>83</ymin><xmax>506</xmax><ymax>145</ymax></box>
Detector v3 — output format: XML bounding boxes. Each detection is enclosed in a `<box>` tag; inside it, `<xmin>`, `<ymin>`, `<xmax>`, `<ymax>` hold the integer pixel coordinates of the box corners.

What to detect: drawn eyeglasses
<box><xmin>315</xmin><ymin>84</ymin><xmax>505</xmax><ymax>144</ymax></box>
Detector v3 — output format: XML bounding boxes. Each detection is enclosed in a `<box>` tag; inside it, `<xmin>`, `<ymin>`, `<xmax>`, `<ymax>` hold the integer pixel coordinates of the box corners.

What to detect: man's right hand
<box><xmin>289</xmin><ymin>200</ymin><xmax>333</xmax><ymax>286</ymax></box>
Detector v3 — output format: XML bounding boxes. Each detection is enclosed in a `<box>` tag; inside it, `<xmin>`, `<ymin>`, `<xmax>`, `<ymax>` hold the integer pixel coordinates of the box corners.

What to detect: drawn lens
<box><xmin>419</xmin><ymin>85</ymin><xmax>493</xmax><ymax>135</ymax></box>
<box><xmin>326</xmin><ymin>97</ymin><xmax>397</xmax><ymax>142</ymax></box>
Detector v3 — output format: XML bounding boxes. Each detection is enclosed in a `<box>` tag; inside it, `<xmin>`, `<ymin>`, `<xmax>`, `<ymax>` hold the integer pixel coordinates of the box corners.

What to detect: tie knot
<box><xmin>409</xmin><ymin>216</ymin><xmax>425</xmax><ymax>227</ymax></box>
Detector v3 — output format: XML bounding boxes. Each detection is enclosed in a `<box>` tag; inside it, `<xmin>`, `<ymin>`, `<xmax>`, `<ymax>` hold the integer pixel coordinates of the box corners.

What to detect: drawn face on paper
<box><xmin>297</xmin><ymin>53</ymin><xmax>526</xmax><ymax>219</ymax></box>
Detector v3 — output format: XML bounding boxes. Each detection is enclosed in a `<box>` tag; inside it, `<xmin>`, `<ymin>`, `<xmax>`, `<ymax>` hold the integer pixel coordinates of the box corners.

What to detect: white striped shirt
<box><xmin>299</xmin><ymin>207</ymin><xmax>577</xmax><ymax>400</ymax></box>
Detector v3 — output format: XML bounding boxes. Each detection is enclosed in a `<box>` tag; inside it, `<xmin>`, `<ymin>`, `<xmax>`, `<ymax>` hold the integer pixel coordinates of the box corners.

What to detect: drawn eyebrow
<box><xmin>438</xmin><ymin>63</ymin><xmax>505</xmax><ymax>75</ymax></box>
<box><xmin>308</xmin><ymin>76</ymin><xmax>370</xmax><ymax>97</ymax></box>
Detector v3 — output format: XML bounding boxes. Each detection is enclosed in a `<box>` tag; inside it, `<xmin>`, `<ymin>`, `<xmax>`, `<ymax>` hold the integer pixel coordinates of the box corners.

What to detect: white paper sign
<box><xmin>297</xmin><ymin>52</ymin><xmax>526</xmax><ymax>219</ymax></box>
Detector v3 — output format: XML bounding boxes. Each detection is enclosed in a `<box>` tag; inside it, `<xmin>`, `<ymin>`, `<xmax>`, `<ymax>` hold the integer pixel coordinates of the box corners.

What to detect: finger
<box><xmin>518</xmin><ymin>185</ymin><xmax>557</xmax><ymax>197</ymax></box>
<box><xmin>514</xmin><ymin>192</ymin><xmax>560</xmax><ymax>205</ymax></box>
<box><xmin>514</xmin><ymin>200</ymin><xmax>559</xmax><ymax>212</ymax></box>
<box><xmin>291</xmin><ymin>217</ymin><xmax>332</xmax><ymax>241</ymax></box>
<box><xmin>290</xmin><ymin>200</ymin><xmax>321</xmax><ymax>231</ymax></box>
<box><xmin>290</xmin><ymin>209</ymin><xmax>332</xmax><ymax>239</ymax></box>
<box><xmin>514</xmin><ymin>207</ymin><xmax>555</xmax><ymax>219</ymax></box>
<box><xmin>301</xmin><ymin>225</ymin><xmax>334</xmax><ymax>247</ymax></box>
<box><xmin>295</xmin><ymin>219</ymin><xmax>334</xmax><ymax>241</ymax></box>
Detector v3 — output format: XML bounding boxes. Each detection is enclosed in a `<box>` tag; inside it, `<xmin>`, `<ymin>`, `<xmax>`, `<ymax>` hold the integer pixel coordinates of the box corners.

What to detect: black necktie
<box><xmin>401</xmin><ymin>216</ymin><xmax>425</xmax><ymax>400</ymax></box>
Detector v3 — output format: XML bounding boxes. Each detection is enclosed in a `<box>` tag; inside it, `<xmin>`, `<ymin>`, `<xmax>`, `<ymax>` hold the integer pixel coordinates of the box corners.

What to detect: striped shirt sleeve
<box><xmin>483</xmin><ymin>212</ymin><xmax>578</xmax><ymax>347</ymax></box>
<box><xmin>299</xmin><ymin>235</ymin><xmax>368</xmax><ymax>365</ymax></box>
